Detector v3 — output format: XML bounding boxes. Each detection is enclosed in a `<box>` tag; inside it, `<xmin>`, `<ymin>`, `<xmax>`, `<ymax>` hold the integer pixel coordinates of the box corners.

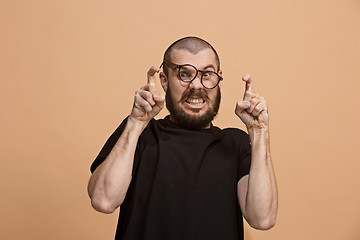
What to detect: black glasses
<box><xmin>160</xmin><ymin>60</ymin><xmax>223</xmax><ymax>89</ymax></box>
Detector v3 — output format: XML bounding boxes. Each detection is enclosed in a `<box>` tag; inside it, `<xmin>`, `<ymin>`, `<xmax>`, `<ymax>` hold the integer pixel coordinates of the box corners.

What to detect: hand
<box><xmin>235</xmin><ymin>74</ymin><xmax>269</xmax><ymax>131</ymax></box>
<box><xmin>129</xmin><ymin>66</ymin><xmax>165</xmax><ymax>123</ymax></box>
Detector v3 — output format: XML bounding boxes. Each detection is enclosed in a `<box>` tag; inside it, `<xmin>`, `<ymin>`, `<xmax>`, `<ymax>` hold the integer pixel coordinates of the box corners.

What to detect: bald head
<box><xmin>162</xmin><ymin>36</ymin><xmax>220</xmax><ymax>77</ymax></box>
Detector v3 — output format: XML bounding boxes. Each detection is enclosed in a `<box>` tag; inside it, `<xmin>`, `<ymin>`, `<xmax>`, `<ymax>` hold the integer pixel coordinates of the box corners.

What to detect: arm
<box><xmin>235</xmin><ymin>75</ymin><xmax>278</xmax><ymax>230</ymax></box>
<box><xmin>87</xmin><ymin>66</ymin><xmax>165</xmax><ymax>214</ymax></box>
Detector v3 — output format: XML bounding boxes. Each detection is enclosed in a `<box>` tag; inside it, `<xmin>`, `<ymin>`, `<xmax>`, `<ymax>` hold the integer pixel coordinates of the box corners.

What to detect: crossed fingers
<box><xmin>132</xmin><ymin>66</ymin><xmax>164</xmax><ymax>119</ymax></box>
<box><xmin>135</xmin><ymin>86</ymin><xmax>156</xmax><ymax>112</ymax></box>
<box><xmin>235</xmin><ymin>74</ymin><xmax>269</xmax><ymax>128</ymax></box>
<box><xmin>242</xmin><ymin>74</ymin><xmax>268</xmax><ymax>116</ymax></box>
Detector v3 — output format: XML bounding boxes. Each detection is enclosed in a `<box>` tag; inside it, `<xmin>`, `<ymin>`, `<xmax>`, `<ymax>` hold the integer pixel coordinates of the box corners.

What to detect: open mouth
<box><xmin>185</xmin><ymin>97</ymin><xmax>205</xmax><ymax>105</ymax></box>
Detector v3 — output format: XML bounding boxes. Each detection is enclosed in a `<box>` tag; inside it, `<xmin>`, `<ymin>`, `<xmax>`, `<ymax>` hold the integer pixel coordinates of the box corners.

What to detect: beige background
<box><xmin>1</xmin><ymin>0</ymin><xmax>359</xmax><ymax>239</ymax></box>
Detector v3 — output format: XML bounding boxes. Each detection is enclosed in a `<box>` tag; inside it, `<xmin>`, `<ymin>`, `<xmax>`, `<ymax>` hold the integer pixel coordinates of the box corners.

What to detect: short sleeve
<box><xmin>90</xmin><ymin>117</ymin><xmax>128</xmax><ymax>173</ymax></box>
<box><xmin>238</xmin><ymin>131</ymin><xmax>252</xmax><ymax>180</ymax></box>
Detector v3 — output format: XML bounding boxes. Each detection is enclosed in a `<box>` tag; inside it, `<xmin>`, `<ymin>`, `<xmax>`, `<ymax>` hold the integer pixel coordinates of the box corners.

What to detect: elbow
<box><xmin>249</xmin><ymin>215</ymin><xmax>276</xmax><ymax>230</ymax></box>
<box><xmin>90</xmin><ymin>197</ymin><xmax>117</xmax><ymax>214</ymax></box>
<box><xmin>87</xmin><ymin>180</ymin><xmax>120</xmax><ymax>214</ymax></box>
<box><xmin>254</xmin><ymin>218</ymin><xmax>276</xmax><ymax>231</ymax></box>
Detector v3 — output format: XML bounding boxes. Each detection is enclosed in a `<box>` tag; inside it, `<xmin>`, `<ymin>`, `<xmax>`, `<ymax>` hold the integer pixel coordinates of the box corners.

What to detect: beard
<box><xmin>165</xmin><ymin>86</ymin><xmax>221</xmax><ymax>130</ymax></box>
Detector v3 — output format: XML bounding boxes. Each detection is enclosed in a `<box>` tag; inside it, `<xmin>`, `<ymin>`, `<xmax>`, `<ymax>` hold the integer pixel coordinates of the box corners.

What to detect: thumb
<box><xmin>235</xmin><ymin>100</ymin><xmax>253</xmax><ymax>125</ymax></box>
<box><xmin>154</xmin><ymin>93</ymin><xmax>165</xmax><ymax>109</ymax></box>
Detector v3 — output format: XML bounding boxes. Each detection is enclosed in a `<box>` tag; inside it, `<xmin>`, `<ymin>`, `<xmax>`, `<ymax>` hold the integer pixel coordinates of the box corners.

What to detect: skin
<box><xmin>159</xmin><ymin>49</ymin><xmax>222</xmax><ymax>128</ymax></box>
<box><xmin>235</xmin><ymin>74</ymin><xmax>278</xmax><ymax>230</ymax></box>
<box><xmin>87</xmin><ymin>48</ymin><xmax>278</xmax><ymax>230</ymax></box>
<box><xmin>87</xmin><ymin>67</ymin><xmax>165</xmax><ymax>213</ymax></box>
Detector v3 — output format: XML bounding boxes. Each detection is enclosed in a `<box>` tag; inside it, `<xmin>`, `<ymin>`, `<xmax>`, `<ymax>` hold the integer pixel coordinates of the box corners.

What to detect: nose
<box><xmin>189</xmin><ymin>74</ymin><xmax>203</xmax><ymax>90</ymax></box>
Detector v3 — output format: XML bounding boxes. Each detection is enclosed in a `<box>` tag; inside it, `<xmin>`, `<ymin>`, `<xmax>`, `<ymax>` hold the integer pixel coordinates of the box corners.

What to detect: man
<box><xmin>87</xmin><ymin>36</ymin><xmax>278</xmax><ymax>240</ymax></box>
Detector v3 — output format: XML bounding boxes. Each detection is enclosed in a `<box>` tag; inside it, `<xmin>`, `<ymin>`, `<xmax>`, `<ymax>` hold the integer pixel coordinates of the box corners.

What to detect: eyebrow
<box><xmin>201</xmin><ymin>64</ymin><xmax>216</xmax><ymax>71</ymax></box>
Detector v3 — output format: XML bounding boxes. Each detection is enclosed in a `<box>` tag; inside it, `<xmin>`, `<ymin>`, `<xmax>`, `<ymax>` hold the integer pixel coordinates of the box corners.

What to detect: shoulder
<box><xmin>219</xmin><ymin>127</ymin><xmax>251</xmax><ymax>151</ymax></box>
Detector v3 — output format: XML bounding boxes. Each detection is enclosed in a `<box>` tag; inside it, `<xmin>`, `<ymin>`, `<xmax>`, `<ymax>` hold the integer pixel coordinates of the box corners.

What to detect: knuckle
<box><xmin>146</xmin><ymin>105</ymin><xmax>153</xmax><ymax>112</ymax></box>
<box><xmin>145</xmin><ymin>91</ymin><xmax>152</xmax><ymax>99</ymax></box>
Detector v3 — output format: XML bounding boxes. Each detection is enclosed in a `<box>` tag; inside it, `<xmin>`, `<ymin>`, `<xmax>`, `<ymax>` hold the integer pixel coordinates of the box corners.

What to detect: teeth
<box><xmin>186</xmin><ymin>98</ymin><xmax>204</xmax><ymax>105</ymax></box>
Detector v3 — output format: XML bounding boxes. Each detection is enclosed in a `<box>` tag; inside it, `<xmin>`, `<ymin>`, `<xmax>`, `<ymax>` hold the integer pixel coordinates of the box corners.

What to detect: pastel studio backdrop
<box><xmin>1</xmin><ymin>0</ymin><xmax>359</xmax><ymax>239</ymax></box>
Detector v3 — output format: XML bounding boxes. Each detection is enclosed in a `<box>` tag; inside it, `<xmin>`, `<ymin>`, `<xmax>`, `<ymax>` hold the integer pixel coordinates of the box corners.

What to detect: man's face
<box><xmin>162</xmin><ymin>48</ymin><xmax>222</xmax><ymax>129</ymax></box>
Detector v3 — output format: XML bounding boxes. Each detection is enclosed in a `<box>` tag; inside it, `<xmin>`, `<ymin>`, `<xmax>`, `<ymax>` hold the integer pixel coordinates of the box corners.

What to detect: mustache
<box><xmin>180</xmin><ymin>89</ymin><xmax>209</xmax><ymax>102</ymax></box>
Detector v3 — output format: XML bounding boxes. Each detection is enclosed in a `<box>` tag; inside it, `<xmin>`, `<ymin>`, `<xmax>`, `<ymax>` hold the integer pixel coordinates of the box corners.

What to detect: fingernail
<box><xmin>244</xmin><ymin>102</ymin><xmax>250</xmax><ymax>107</ymax></box>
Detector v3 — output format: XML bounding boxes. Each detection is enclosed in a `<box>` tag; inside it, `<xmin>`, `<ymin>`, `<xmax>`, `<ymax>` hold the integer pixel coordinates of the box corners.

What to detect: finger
<box><xmin>142</xmin><ymin>81</ymin><xmax>157</xmax><ymax>95</ymax></box>
<box><xmin>138</xmin><ymin>89</ymin><xmax>156</xmax><ymax>106</ymax></box>
<box><xmin>243</xmin><ymin>74</ymin><xmax>252</xmax><ymax>92</ymax></box>
<box><xmin>252</xmin><ymin>100</ymin><xmax>267</xmax><ymax>116</ymax></box>
<box><xmin>236</xmin><ymin>101</ymin><xmax>251</xmax><ymax>111</ymax></box>
<box><xmin>147</xmin><ymin>66</ymin><xmax>159</xmax><ymax>94</ymax></box>
<box><xmin>133</xmin><ymin>94</ymin><xmax>144</xmax><ymax>111</ymax></box>
<box><xmin>246</xmin><ymin>96</ymin><xmax>261</xmax><ymax>114</ymax></box>
<box><xmin>147</xmin><ymin>66</ymin><xmax>160</xmax><ymax>84</ymax></box>
<box><xmin>243</xmin><ymin>88</ymin><xmax>258</xmax><ymax>102</ymax></box>
<box><xmin>135</xmin><ymin>93</ymin><xmax>152</xmax><ymax>112</ymax></box>
<box><xmin>242</xmin><ymin>74</ymin><xmax>252</xmax><ymax>101</ymax></box>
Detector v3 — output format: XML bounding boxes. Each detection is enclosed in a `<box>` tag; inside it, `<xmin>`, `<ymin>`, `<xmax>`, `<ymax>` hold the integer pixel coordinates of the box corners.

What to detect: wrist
<box><xmin>127</xmin><ymin>115</ymin><xmax>150</xmax><ymax>133</ymax></box>
<box><xmin>247</xmin><ymin>126</ymin><xmax>270</xmax><ymax>144</ymax></box>
<box><xmin>247</xmin><ymin>126</ymin><xmax>269</xmax><ymax>135</ymax></box>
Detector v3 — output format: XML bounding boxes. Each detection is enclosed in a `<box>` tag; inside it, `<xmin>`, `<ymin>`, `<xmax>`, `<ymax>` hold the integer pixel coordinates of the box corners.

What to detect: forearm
<box><xmin>87</xmin><ymin>117</ymin><xmax>148</xmax><ymax>213</ymax></box>
<box><xmin>245</xmin><ymin>128</ymin><xmax>278</xmax><ymax>229</ymax></box>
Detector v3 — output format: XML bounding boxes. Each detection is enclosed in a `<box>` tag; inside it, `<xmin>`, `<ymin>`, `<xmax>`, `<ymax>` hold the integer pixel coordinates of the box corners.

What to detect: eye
<box><xmin>179</xmin><ymin>69</ymin><xmax>193</xmax><ymax>80</ymax></box>
<box><xmin>202</xmin><ymin>71</ymin><xmax>212</xmax><ymax>79</ymax></box>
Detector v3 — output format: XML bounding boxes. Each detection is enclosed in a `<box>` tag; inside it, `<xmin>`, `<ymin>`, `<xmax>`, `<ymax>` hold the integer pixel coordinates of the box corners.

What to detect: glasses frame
<box><xmin>160</xmin><ymin>60</ymin><xmax>223</xmax><ymax>89</ymax></box>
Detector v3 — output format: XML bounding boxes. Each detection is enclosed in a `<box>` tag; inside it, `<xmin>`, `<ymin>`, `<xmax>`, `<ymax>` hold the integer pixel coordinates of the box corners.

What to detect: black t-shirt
<box><xmin>91</xmin><ymin>116</ymin><xmax>251</xmax><ymax>240</ymax></box>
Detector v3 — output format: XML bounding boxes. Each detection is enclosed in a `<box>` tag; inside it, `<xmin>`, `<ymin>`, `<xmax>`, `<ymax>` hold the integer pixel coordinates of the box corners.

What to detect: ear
<box><xmin>218</xmin><ymin>70</ymin><xmax>223</xmax><ymax>88</ymax></box>
<box><xmin>159</xmin><ymin>72</ymin><xmax>168</xmax><ymax>92</ymax></box>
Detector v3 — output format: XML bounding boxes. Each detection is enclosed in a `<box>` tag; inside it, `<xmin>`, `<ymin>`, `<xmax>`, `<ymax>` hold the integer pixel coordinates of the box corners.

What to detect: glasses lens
<box><xmin>179</xmin><ymin>65</ymin><xmax>197</xmax><ymax>81</ymax></box>
<box><xmin>202</xmin><ymin>72</ymin><xmax>220</xmax><ymax>88</ymax></box>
